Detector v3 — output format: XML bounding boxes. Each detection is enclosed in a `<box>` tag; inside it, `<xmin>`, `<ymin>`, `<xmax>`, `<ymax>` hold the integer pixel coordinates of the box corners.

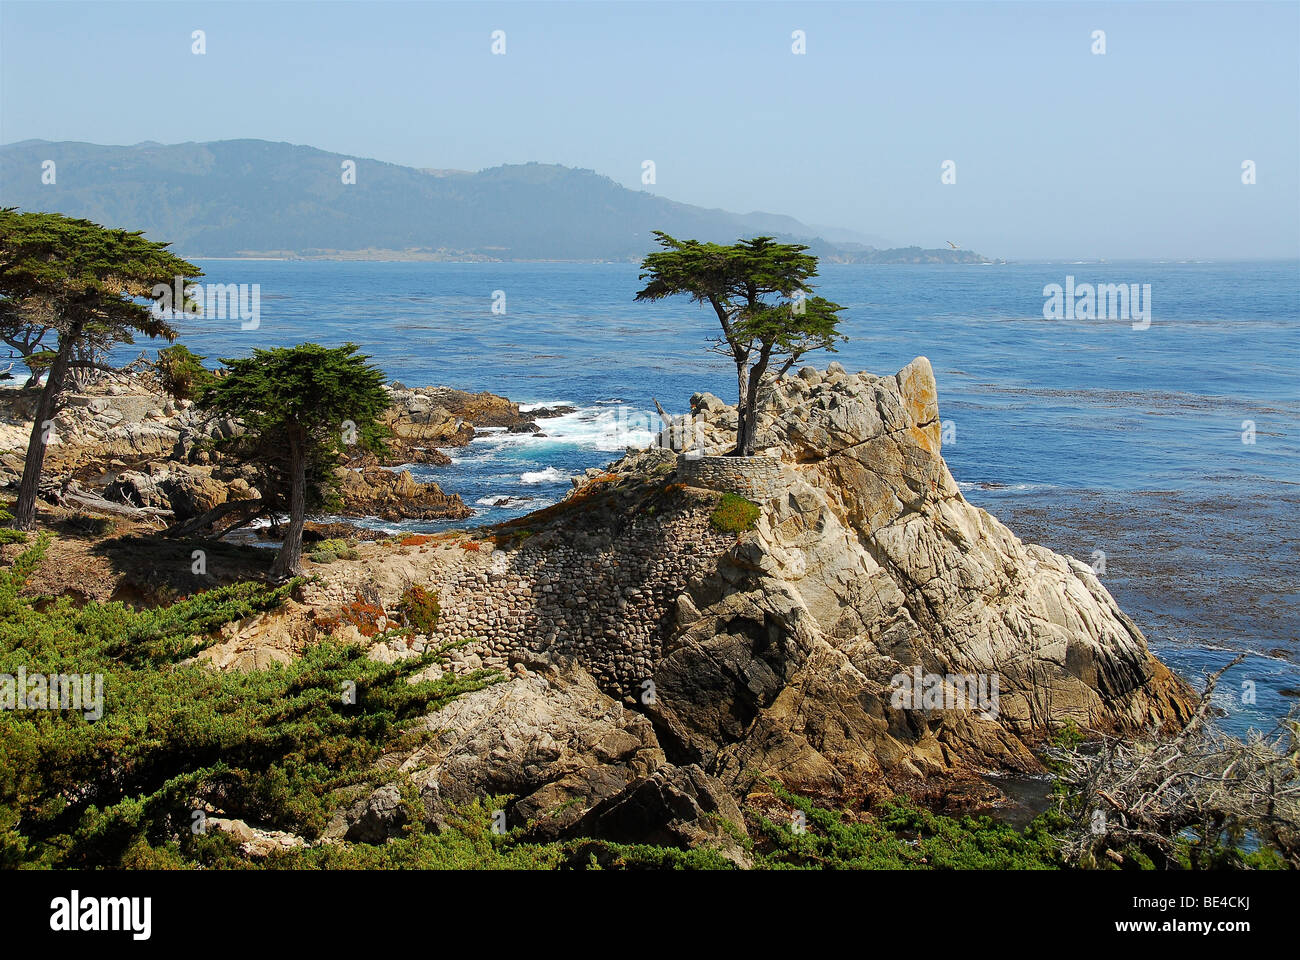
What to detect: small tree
<box><xmin>0</xmin><ymin>209</ymin><xmax>201</xmax><ymax>529</ymax></box>
<box><xmin>200</xmin><ymin>343</ymin><xmax>389</xmax><ymax>579</ymax></box>
<box><xmin>153</xmin><ymin>343</ymin><xmax>215</xmax><ymax>401</ymax></box>
<box><xmin>635</xmin><ymin>232</ymin><xmax>846</xmax><ymax>456</ymax></box>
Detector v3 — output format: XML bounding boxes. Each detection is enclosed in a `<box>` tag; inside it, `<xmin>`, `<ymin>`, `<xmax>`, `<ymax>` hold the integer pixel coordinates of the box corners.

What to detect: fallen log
<box><xmin>164</xmin><ymin>497</ymin><xmax>267</xmax><ymax>539</ymax></box>
<box><xmin>62</xmin><ymin>488</ymin><xmax>174</xmax><ymax>521</ymax></box>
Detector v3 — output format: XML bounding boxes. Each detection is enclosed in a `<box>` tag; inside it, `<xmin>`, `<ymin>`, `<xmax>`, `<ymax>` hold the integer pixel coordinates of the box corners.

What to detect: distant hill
<box><xmin>0</xmin><ymin>139</ymin><xmax>990</xmax><ymax>263</ymax></box>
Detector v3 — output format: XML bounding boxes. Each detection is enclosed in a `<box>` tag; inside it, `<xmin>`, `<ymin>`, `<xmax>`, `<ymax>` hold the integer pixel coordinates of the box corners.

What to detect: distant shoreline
<box><xmin>185</xmin><ymin>253</ymin><xmax>1000</xmax><ymax>265</ymax></box>
<box><xmin>185</xmin><ymin>256</ymin><xmax>1300</xmax><ymax>265</ymax></box>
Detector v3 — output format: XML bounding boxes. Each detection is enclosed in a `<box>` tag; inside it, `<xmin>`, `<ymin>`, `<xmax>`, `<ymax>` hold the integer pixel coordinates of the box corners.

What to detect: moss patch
<box><xmin>709</xmin><ymin>493</ymin><xmax>761</xmax><ymax>534</ymax></box>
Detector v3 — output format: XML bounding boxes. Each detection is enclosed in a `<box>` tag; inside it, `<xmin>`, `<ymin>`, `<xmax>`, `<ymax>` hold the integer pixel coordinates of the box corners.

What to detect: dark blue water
<box><xmin>143</xmin><ymin>259</ymin><xmax>1300</xmax><ymax>733</ymax></box>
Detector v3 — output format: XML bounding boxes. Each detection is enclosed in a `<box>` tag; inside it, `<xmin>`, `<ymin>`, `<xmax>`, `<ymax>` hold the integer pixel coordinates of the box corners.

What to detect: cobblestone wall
<box><xmin>426</xmin><ymin>507</ymin><xmax>737</xmax><ymax>696</ymax></box>
<box><xmin>676</xmin><ymin>454</ymin><xmax>787</xmax><ymax>501</ymax></box>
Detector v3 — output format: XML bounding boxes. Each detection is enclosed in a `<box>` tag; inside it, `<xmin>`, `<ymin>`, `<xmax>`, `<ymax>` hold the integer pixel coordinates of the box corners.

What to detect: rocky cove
<box><xmin>0</xmin><ymin>378</ymin><xmax>576</xmax><ymax>530</ymax></box>
<box><xmin>0</xmin><ymin>357</ymin><xmax>1197</xmax><ymax>861</ymax></box>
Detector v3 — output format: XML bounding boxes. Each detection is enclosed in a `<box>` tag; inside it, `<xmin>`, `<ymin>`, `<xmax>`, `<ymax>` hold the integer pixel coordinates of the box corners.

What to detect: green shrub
<box><xmin>308</xmin><ymin>538</ymin><xmax>357</xmax><ymax>564</ymax></box>
<box><xmin>709</xmin><ymin>493</ymin><xmax>761</xmax><ymax>534</ymax></box>
<box><xmin>266</xmin><ymin>797</ymin><xmax>565</xmax><ymax>870</ymax></box>
<box><xmin>397</xmin><ymin>585</ymin><xmax>440</xmax><ymax>634</ymax></box>
<box><xmin>0</xmin><ymin>536</ymin><xmax>498</xmax><ymax>868</ymax></box>
<box><xmin>750</xmin><ymin>781</ymin><xmax>1063</xmax><ymax>870</ymax></box>
<box><xmin>0</xmin><ymin>508</ymin><xmax>21</xmax><ymax>544</ymax></box>
<box><xmin>154</xmin><ymin>344</ymin><xmax>216</xmax><ymax>402</ymax></box>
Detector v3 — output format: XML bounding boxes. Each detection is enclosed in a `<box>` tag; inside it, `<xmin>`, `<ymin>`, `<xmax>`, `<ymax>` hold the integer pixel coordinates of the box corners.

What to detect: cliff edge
<box><xmin>641</xmin><ymin>357</ymin><xmax>1193</xmax><ymax>799</ymax></box>
<box><xmin>296</xmin><ymin>358</ymin><xmax>1193</xmax><ymax>846</ymax></box>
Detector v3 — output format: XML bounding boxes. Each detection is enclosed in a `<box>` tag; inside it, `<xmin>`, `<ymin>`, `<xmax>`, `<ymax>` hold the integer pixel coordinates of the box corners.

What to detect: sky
<box><xmin>1</xmin><ymin>0</ymin><xmax>1297</xmax><ymax>260</ymax></box>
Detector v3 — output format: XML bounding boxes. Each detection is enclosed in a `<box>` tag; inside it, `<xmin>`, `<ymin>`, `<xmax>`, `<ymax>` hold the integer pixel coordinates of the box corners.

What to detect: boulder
<box><xmin>161</xmin><ymin>468</ymin><xmax>228</xmax><ymax>521</ymax></box>
<box><xmin>392</xmin><ymin>656</ymin><xmax>746</xmax><ymax>858</ymax></box>
<box><xmin>105</xmin><ymin>470</ymin><xmax>167</xmax><ymax>510</ymax></box>
<box><xmin>340</xmin><ymin>783</ymin><xmax>409</xmax><ymax>844</ymax></box>
<box><xmin>571</xmin><ymin>763</ymin><xmax>751</xmax><ymax>866</ymax></box>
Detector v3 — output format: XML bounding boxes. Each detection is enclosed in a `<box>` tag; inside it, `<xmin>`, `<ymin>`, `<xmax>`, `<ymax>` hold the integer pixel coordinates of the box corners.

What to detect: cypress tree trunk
<box><xmin>732</xmin><ymin>362</ymin><xmax>750</xmax><ymax>456</ymax></box>
<box><xmin>737</xmin><ymin>407</ymin><xmax>757</xmax><ymax>457</ymax></box>
<box><xmin>737</xmin><ymin>355</ymin><xmax>770</xmax><ymax>458</ymax></box>
<box><xmin>11</xmin><ymin>323</ymin><xmax>80</xmax><ymax>530</ymax></box>
<box><xmin>271</xmin><ymin>429</ymin><xmax>307</xmax><ymax>580</ymax></box>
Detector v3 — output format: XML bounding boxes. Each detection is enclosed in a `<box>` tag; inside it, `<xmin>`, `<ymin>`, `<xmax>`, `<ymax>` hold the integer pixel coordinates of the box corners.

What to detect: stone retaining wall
<box><xmin>425</xmin><ymin>508</ymin><xmax>738</xmax><ymax>696</ymax></box>
<box><xmin>676</xmin><ymin>454</ymin><xmax>787</xmax><ymax>501</ymax></box>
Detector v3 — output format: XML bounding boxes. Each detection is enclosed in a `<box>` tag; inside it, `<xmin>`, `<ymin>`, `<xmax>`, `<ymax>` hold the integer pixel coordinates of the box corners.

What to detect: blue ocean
<box><xmin>151</xmin><ymin>260</ymin><xmax>1300</xmax><ymax>733</ymax></box>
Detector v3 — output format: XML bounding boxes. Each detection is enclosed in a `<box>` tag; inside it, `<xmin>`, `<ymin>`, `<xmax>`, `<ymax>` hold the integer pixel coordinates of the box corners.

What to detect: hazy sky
<box><xmin>2</xmin><ymin>0</ymin><xmax>1297</xmax><ymax>259</ymax></box>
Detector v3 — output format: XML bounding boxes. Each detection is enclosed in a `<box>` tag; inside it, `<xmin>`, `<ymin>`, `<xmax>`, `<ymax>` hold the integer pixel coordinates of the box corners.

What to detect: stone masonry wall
<box><xmin>676</xmin><ymin>455</ymin><xmax>787</xmax><ymax>502</ymax></box>
<box><xmin>425</xmin><ymin>506</ymin><xmax>737</xmax><ymax>696</ymax></box>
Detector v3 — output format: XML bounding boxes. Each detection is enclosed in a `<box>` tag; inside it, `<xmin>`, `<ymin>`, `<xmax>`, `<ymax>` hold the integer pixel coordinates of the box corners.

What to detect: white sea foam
<box><xmin>466</xmin><ymin>402</ymin><xmax>659</xmax><ymax>454</ymax></box>
<box><xmin>520</xmin><ymin>467</ymin><xmax>568</xmax><ymax>485</ymax></box>
<box><xmin>538</xmin><ymin>404</ymin><xmax>658</xmax><ymax>451</ymax></box>
<box><xmin>474</xmin><ymin>494</ymin><xmax>539</xmax><ymax>507</ymax></box>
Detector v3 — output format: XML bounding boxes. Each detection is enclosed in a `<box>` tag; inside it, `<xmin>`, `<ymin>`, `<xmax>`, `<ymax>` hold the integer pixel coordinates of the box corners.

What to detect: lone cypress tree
<box><xmin>200</xmin><ymin>343</ymin><xmax>389</xmax><ymax>579</ymax></box>
<box><xmin>0</xmin><ymin>209</ymin><xmax>201</xmax><ymax>529</ymax></box>
<box><xmin>635</xmin><ymin>232</ymin><xmax>845</xmax><ymax>456</ymax></box>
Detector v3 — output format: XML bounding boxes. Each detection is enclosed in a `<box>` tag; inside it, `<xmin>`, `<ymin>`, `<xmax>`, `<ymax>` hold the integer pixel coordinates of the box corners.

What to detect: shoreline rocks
<box><xmin>0</xmin><ymin>376</ymin><xmax>540</xmax><ymax>526</ymax></box>
<box><xmin>335</xmin><ymin>466</ymin><xmax>473</xmax><ymax>522</ymax></box>
<box><xmin>0</xmin><ymin>360</ymin><xmax>1199</xmax><ymax>858</ymax></box>
<box><xmin>291</xmin><ymin>357</ymin><xmax>1193</xmax><ymax>840</ymax></box>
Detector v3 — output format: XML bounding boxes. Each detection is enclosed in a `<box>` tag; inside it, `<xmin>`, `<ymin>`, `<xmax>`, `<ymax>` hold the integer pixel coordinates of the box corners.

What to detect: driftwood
<box><xmin>60</xmin><ymin>486</ymin><xmax>173</xmax><ymax>521</ymax></box>
<box><xmin>1047</xmin><ymin>653</ymin><xmax>1299</xmax><ymax>868</ymax></box>
<box><xmin>164</xmin><ymin>497</ymin><xmax>267</xmax><ymax>539</ymax></box>
<box><xmin>37</xmin><ymin>478</ymin><xmax>173</xmax><ymax>522</ymax></box>
<box><xmin>651</xmin><ymin>396</ymin><xmax>673</xmax><ymax>429</ymax></box>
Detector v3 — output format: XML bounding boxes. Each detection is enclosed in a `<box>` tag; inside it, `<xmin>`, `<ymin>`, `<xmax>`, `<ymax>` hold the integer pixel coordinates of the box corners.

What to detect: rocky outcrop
<box><xmin>0</xmin><ymin>382</ymin><xmax>197</xmax><ymax>474</ymax></box>
<box><xmin>639</xmin><ymin>358</ymin><xmax>1193</xmax><ymax>798</ymax></box>
<box><xmin>373</xmin><ymin>385</ymin><xmax>534</xmax><ymax>465</ymax></box>
<box><xmin>335</xmin><ymin>466</ymin><xmax>473</xmax><ymax>522</ymax></box>
<box><xmin>105</xmin><ymin>463</ymin><xmax>236</xmax><ymax>521</ymax></box>
<box><xmin>0</xmin><ymin>377</ymin><xmax>528</xmax><ymax>525</ymax></box>
<box><xmin>388</xmin><ymin>654</ymin><xmax>748</xmax><ymax>863</ymax></box>
<box><xmin>306</xmin><ymin>357</ymin><xmax>1193</xmax><ymax>824</ymax></box>
<box><xmin>4</xmin><ymin>361</ymin><xmax>1197</xmax><ymax>858</ymax></box>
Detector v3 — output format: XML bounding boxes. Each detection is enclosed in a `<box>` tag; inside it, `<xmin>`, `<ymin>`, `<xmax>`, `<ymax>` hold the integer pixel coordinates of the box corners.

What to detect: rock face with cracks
<box><xmin>313</xmin><ymin>357</ymin><xmax>1192</xmax><ymax>854</ymax></box>
<box><xmin>387</xmin><ymin>656</ymin><xmax>749</xmax><ymax>862</ymax></box>
<box><xmin>645</xmin><ymin>357</ymin><xmax>1192</xmax><ymax>800</ymax></box>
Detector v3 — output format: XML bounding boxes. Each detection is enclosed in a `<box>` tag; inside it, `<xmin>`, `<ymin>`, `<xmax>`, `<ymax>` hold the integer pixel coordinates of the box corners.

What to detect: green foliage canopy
<box><xmin>199</xmin><ymin>342</ymin><xmax>390</xmax><ymax>577</ymax></box>
<box><xmin>636</xmin><ymin>232</ymin><xmax>846</xmax><ymax>455</ymax></box>
<box><xmin>0</xmin><ymin>206</ymin><xmax>201</xmax><ymax>352</ymax></box>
